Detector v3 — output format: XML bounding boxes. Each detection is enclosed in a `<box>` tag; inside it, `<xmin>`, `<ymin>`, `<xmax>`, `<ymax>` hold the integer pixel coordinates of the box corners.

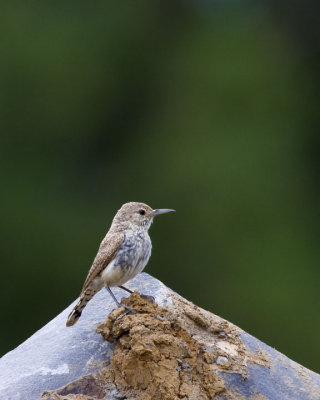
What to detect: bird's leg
<box><xmin>107</xmin><ymin>287</ymin><xmax>121</xmax><ymax>307</ymax></box>
<box><xmin>118</xmin><ymin>285</ymin><xmax>133</xmax><ymax>294</ymax></box>
<box><xmin>118</xmin><ymin>285</ymin><xmax>155</xmax><ymax>302</ymax></box>
<box><xmin>106</xmin><ymin>287</ymin><xmax>136</xmax><ymax>314</ymax></box>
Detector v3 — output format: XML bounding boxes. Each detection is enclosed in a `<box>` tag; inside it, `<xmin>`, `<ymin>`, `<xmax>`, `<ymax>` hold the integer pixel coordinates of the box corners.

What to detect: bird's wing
<box><xmin>81</xmin><ymin>231</ymin><xmax>124</xmax><ymax>293</ymax></box>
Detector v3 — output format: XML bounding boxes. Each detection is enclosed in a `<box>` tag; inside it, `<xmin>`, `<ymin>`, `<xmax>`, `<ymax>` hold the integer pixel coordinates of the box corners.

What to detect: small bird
<box><xmin>66</xmin><ymin>202</ymin><xmax>175</xmax><ymax>326</ymax></box>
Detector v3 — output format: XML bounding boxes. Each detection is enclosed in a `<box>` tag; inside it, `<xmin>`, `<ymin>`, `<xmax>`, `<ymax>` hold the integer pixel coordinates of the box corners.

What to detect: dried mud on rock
<box><xmin>41</xmin><ymin>292</ymin><xmax>269</xmax><ymax>400</ymax></box>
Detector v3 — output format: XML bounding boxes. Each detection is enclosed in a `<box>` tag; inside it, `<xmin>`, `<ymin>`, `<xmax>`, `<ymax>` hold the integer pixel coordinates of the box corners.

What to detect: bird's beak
<box><xmin>151</xmin><ymin>208</ymin><xmax>176</xmax><ymax>217</ymax></box>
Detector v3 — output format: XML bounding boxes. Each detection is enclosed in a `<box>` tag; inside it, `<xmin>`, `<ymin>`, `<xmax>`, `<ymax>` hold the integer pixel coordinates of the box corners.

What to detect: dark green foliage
<box><xmin>0</xmin><ymin>1</ymin><xmax>319</xmax><ymax>372</ymax></box>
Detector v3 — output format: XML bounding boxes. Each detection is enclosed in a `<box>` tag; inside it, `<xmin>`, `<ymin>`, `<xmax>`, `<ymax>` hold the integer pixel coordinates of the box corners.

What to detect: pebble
<box><xmin>216</xmin><ymin>356</ymin><xmax>229</xmax><ymax>366</ymax></box>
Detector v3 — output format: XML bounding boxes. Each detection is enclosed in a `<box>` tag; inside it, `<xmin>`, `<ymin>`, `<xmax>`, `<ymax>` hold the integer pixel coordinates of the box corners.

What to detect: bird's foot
<box><xmin>140</xmin><ymin>294</ymin><xmax>155</xmax><ymax>302</ymax></box>
<box><xmin>122</xmin><ymin>305</ymin><xmax>139</xmax><ymax>315</ymax></box>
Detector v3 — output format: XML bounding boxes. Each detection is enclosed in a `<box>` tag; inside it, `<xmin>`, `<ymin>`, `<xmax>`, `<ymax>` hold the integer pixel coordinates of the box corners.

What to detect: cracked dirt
<box><xmin>40</xmin><ymin>292</ymin><xmax>270</xmax><ymax>400</ymax></box>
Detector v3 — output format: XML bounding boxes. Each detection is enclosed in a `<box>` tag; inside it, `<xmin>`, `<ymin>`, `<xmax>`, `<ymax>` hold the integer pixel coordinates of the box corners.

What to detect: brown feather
<box><xmin>81</xmin><ymin>231</ymin><xmax>124</xmax><ymax>294</ymax></box>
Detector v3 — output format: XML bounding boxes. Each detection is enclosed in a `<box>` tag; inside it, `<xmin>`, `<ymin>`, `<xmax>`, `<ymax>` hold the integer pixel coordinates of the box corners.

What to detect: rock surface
<box><xmin>0</xmin><ymin>273</ymin><xmax>320</xmax><ymax>400</ymax></box>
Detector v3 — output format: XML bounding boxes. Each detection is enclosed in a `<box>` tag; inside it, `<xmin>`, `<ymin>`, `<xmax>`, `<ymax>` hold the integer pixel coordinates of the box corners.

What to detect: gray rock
<box><xmin>0</xmin><ymin>273</ymin><xmax>169</xmax><ymax>400</ymax></box>
<box><xmin>0</xmin><ymin>273</ymin><xmax>319</xmax><ymax>400</ymax></box>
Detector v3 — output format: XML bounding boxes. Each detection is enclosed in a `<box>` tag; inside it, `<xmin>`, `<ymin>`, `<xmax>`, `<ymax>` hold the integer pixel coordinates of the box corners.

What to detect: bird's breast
<box><xmin>100</xmin><ymin>232</ymin><xmax>152</xmax><ymax>287</ymax></box>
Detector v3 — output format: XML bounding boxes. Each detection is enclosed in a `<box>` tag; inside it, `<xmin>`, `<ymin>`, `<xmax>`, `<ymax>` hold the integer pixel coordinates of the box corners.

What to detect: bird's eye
<box><xmin>139</xmin><ymin>209</ymin><xmax>146</xmax><ymax>215</ymax></box>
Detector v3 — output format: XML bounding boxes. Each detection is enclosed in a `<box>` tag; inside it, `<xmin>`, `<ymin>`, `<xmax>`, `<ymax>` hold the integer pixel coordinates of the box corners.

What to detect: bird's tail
<box><xmin>66</xmin><ymin>287</ymin><xmax>97</xmax><ymax>327</ymax></box>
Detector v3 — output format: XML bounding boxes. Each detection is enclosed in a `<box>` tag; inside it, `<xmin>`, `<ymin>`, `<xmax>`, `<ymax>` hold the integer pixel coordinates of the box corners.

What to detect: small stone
<box><xmin>182</xmin><ymin>362</ymin><xmax>191</xmax><ymax>370</ymax></box>
<box><xmin>216</xmin><ymin>356</ymin><xmax>229</xmax><ymax>366</ymax></box>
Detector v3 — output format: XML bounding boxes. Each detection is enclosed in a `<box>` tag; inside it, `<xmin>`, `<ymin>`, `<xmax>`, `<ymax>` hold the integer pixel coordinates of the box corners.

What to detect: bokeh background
<box><xmin>1</xmin><ymin>0</ymin><xmax>319</xmax><ymax>373</ymax></box>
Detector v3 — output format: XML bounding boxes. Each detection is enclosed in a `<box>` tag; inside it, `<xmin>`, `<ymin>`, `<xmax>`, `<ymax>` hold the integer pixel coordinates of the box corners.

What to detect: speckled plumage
<box><xmin>66</xmin><ymin>202</ymin><xmax>174</xmax><ymax>326</ymax></box>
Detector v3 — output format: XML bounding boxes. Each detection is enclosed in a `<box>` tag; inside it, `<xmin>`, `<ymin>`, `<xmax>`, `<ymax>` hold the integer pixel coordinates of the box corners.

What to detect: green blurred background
<box><xmin>1</xmin><ymin>0</ymin><xmax>319</xmax><ymax>373</ymax></box>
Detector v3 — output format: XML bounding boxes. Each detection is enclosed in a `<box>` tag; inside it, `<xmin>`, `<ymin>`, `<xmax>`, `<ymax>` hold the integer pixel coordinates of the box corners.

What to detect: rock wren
<box><xmin>66</xmin><ymin>202</ymin><xmax>175</xmax><ymax>326</ymax></box>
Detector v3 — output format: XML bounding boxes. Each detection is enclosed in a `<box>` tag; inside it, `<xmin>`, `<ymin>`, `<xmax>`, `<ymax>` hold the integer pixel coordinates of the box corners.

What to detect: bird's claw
<box><xmin>122</xmin><ymin>305</ymin><xmax>139</xmax><ymax>315</ymax></box>
<box><xmin>140</xmin><ymin>294</ymin><xmax>155</xmax><ymax>302</ymax></box>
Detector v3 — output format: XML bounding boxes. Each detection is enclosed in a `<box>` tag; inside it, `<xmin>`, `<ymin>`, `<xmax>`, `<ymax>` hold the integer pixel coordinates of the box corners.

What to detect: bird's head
<box><xmin>112</xmin><ymin>202</ymin><xmax>175</xmax><ymax>231</ymax></box>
